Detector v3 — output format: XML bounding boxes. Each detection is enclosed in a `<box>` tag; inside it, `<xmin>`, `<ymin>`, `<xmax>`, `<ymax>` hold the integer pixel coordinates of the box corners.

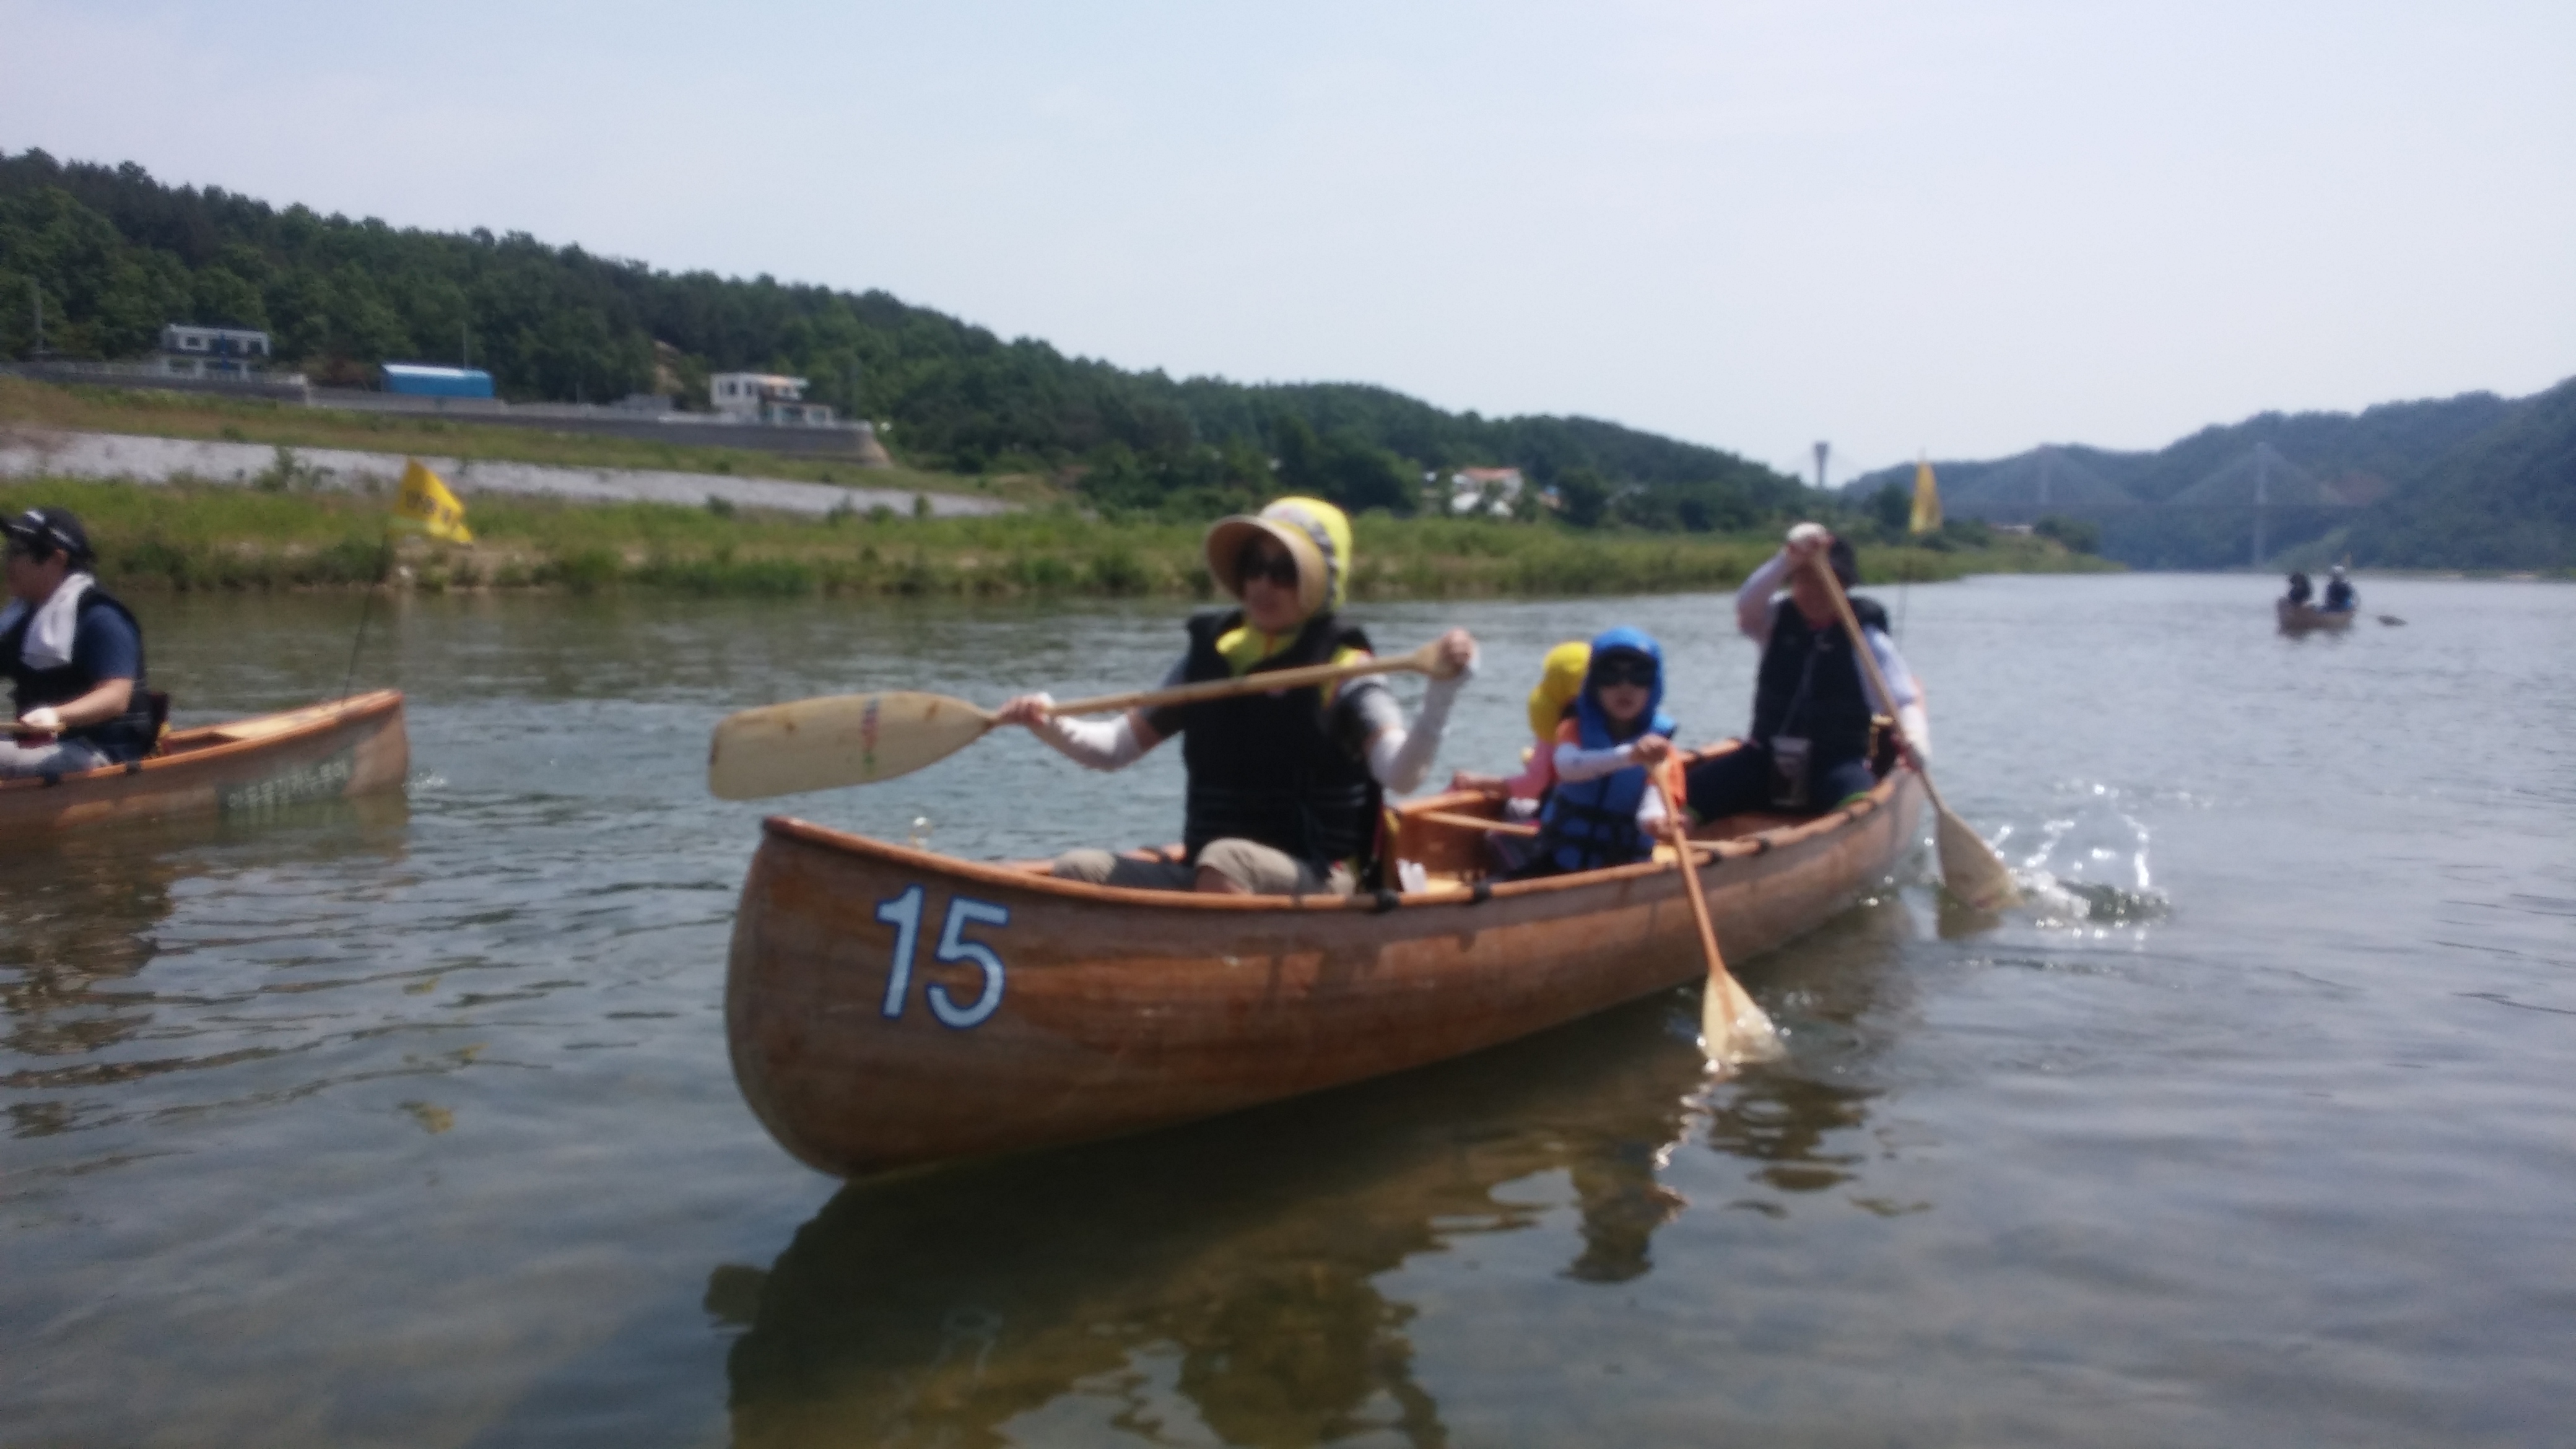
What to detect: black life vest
<box><xmin>1170</xmin><ymin>609</ymin><xmax>1381</xmax><ymax>877</ymax></box>
<box><xmin>1</xmin><ymin>583</ymin><xmax>154</xmax><ymax>763</ymax></box>
<box><xmin>1748</xmin><ymin>593</ymin><xmax>1887</xmax><ymax>768</ymax></box>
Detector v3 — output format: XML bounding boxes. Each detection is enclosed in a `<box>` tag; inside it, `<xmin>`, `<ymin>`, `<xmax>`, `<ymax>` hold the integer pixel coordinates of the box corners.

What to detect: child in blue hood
<box><xmin>1518</xmin><ymin>627</ymin><xmax>1679</xmax><ymax>877</ymax></box>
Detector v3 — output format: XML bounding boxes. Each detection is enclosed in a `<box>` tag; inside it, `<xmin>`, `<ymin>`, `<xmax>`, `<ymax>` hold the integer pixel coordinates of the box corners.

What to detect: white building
<box><xmin>156</xmin><ymin>324</ymin><xmax>271</xmax><ymax>378</ymax></box>
<box><xmin>1445</xmin><ymin>466</ymin><xmax>1525</xmax><ymax>517</ymax></box>
<box><xmin>709</xmin><ymin>372</ymin><xmax>837</xmax><ymax>427</ymax></box>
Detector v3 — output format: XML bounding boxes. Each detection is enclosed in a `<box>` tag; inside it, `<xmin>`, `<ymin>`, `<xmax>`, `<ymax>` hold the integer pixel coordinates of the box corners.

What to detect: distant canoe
<box><xmin>726</xmin><ymin>757</ymin><xmax>1924</xmax><ymax>1178</ymax></box>
<box><xmin>2278</xmin><ymin>600</ymin><xmax>2356</xmax><ymax>633</ymax></box>
<box><xmin>0</xmin><ymin>689</ymin><xmax>409</xmax><ymax>832</ymax></box>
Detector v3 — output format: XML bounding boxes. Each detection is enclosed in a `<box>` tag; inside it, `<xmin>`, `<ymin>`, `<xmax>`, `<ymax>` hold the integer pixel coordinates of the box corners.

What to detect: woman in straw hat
<box><xmin>994</xmin><ymin>496</ymin><xmax>1477</xmax><ymax>895</ymax></box>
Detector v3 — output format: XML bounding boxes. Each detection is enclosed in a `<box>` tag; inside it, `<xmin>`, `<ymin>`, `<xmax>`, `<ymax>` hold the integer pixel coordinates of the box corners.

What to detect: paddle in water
<box><xmin>708</xmin><ymin>640</ymin><xmax>1460</xmax><ymax>799</ymax></box>
<box><xmin>1651</xmin><ymin>763</ymin><xmax>1783</xmax><ymax>1066</ymax></box>
<box><xmin>1806</xmin><ymin>555</ymin><xmax>2022</xmax><ymax>912</ymax></box>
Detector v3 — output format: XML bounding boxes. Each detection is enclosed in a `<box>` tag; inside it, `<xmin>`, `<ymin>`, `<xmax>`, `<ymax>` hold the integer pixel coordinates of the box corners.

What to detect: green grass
<box><xmin>0</xmin><ymin>376</ymin><xmax>1038</xmax><ymax>503</ymax></box>
<box><xmin>0</xmin><ymin>476</ymin><xmax>2118</xmax><ymax>599</ymax></box>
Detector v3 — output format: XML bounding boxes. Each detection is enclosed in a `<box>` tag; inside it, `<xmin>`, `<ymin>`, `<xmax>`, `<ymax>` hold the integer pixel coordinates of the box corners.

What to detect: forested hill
<box><xmin>0</xmin><ymin>149</ymin><xmax>1804</xmax><ymax>524</ymax></box>
<box><xmin>2341</xmin><ymin>376</ymin><xmax>2576</xmax><ymax>568</ymax></box>
<box><xmin>1841</xmin><ymin>381</ymin><xmax>2576</xmax><ymax>570</ymax></box>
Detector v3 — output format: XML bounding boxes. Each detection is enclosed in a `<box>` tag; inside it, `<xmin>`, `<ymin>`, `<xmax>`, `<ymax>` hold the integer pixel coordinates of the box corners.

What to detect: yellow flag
<box><xmin>396</xmin><ymin>458</ymin><xmax>472</xmax><ymax>543</ymax></box>
<box><xmin>1909</xmin><ymin>456</ymin><xmax>1943</xmax><ymax>536</ymax></box>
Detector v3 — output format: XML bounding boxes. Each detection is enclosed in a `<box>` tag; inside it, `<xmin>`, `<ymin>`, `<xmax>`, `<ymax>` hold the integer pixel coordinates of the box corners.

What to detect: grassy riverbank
<box><xmin>0</xmin><ymin>476</ymin><xmax>2115</xmax><ymax>598</ymax></box>
<box><xmin>0</xmin><ymin>378</ymin><xmax>1031</xmax><ymax>502</ymax></box>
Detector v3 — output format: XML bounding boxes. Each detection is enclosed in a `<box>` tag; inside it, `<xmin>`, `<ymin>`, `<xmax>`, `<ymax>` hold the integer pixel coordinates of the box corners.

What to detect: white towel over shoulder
<box><xmin>0</xmin><ymin>572</ymin><xmax>95</xmax><ymax>669</ymax></box>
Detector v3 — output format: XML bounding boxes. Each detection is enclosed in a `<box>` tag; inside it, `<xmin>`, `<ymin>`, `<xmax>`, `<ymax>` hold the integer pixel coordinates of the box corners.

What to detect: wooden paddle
<box><xmin>1806</xmin><ymin>553</ymin><xmax>2022</xmax><ymax>912</ymax></box>
<box><xmin>709</xmin><ymin>640</ymin><xmax>1458</xmax><ymax>800</ymax></box>
<box><xmin>1651</xmin><ymin>762</ymin><xmax>1782</xmax><ymax>1065</ymax></box>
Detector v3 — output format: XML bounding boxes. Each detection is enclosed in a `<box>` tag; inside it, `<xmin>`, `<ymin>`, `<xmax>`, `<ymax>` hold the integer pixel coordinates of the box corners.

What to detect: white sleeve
<box><xmin>1898</xmin><ymin>702</ymin><xmax>1931</xmax><ymax>762</ymax></box>
<box><xmin>1365</xmin><ymin>650</ymin><xmax>1479</xmax><ymax>793</ymax></box>
<box><xmin>1736</xmin><ymin>550</ymin><xmax>1794</xmax><ymax>640</ymax></box>
<box><xmin>1860</xmin><ymin>630</ymin><xmax>1931</xmax><ymax>760</ymax></box>
<box><xmin>1860</xmin><ymin>629</ymin><xmax>1920</xmax><ymax>714</ymax></box>
<box><xmin>1024</xmin><ymin>695</ymin><xmax>1149</xmax><ymax>770</ymax></box>
<box><xmin>1552</xmin><ymin>738</ymin><xmax>1641</xmax><ymax>783</ymax></box>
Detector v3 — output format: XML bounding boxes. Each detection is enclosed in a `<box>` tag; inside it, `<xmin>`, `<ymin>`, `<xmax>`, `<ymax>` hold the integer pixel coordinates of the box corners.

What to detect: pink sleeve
<box><xmin>1502</xmin><ymin>746</ymin><xmax>1557</xmax><ymax>801</ymax></box>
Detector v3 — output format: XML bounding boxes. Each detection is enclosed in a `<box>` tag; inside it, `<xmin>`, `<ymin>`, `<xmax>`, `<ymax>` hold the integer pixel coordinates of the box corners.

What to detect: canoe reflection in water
<box><xmin>719</xmin><ymin>900</ymin><xmax>1908</xmax><ymax>1448</ymax></box>
<box><xmin>0</xmin><ymin>793</ymin><xmax>409</xmax><ymax>1136</ymax></box>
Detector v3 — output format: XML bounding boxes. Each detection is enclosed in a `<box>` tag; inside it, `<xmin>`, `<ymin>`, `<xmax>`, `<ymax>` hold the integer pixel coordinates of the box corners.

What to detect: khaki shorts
<box><xmin>1051</xmin><ymin>838</ymin><xmax>1354</xmax><ymax>897</ymax></box>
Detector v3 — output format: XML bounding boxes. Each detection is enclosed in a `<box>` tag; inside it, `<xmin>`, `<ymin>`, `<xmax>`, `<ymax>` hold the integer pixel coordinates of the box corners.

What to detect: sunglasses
<box><xmin>1237</xmin><ymin>546</ymin><xmax>1299</xmax><ymax>589</ymax></box>
<box><xmin>1591</xmin><ymin>655</ymin><xmax>1657</xmax><ymax>689</ymax></box>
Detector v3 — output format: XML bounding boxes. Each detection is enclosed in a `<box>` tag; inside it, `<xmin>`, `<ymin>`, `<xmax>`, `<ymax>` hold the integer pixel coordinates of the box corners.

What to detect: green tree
<box><xmin>2033</xmin><ymin>515</ymin><xmax>2100</xmax><ymax>554</ymax></box>
<box><xmin>1558</xmin><ymin>467</ymin><xmax>1611</xmax><ymax>528</ymax></box>
<box><xmin>1870</xmin><ymin>482</ymin><xmax>1910</xmax><ymax>537</ymax></box>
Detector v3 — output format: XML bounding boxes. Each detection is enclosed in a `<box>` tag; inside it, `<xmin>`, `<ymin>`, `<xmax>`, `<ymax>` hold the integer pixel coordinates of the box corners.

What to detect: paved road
<box><xmin>0</xmin><ymin>429</ymin><xmax>1014</xmax><ymax>518</ymax></box>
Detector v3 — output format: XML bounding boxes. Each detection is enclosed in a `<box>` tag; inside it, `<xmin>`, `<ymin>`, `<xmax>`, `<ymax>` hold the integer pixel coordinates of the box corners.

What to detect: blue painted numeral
<box><xmin>874</xmin><ymin>884</ymin><xmax>925</xmax><ymax>1019</ymax></box>
<box><xmin>872</xmin><ymin>886</ymin><xmax>1008</xmax><ymax>1030</ymax></box>
<box><xmin>928</xmin><ymin>897</ymin><xmax>1010</xmax><ymax>1029</ymax></box>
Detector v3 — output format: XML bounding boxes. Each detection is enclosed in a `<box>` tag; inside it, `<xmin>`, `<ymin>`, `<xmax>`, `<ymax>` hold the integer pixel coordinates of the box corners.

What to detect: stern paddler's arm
<box><xmin>1855</xmin><ymin>627</ymin><xmax>1932</xmax><ymax>762</ymax></box>
<box><xmin>1736</xmin><ymin>542</ymin><xmax>1801</xmax><ymax>639</ymax></box>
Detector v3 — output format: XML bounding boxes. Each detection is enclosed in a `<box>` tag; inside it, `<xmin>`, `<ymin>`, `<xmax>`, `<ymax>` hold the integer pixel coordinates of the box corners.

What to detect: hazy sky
<box><xmin>4</xmin><ymin>0</ymin><xmax>2570</xmax><ymax>479</ymax></box>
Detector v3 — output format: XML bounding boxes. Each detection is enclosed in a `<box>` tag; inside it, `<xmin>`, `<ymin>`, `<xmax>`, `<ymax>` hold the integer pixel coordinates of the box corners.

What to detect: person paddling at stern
<box><xmin>1682</xmin><ymin>521</ymin><xmax>1927</xmax><ymax>823</ymax></box>
<box><xmin>993</xmin><ymin>497</ymin><xmax>1477</xmax><ymax>895</ymax></box>
<box><xmin>0</xmin><ymin>507</ymin><xmax>154</xmax><ymax>779</ymax></box>
<box><xmin>1513</xmin><ymin>627</ymin><xmax>1677</xmax><ymax>879</ymax></box>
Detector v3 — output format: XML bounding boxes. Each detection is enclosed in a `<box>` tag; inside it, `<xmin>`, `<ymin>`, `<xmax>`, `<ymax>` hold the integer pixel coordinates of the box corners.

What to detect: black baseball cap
<box><xmin>2</xmin><ymin>507</ymin><xmax>93</xmax><ymax>565</ymax></box>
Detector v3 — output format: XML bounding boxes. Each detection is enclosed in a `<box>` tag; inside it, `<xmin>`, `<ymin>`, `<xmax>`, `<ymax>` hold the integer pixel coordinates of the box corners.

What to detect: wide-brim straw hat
<box><xmin>1203</xmin><ymin>496</ymin><xmax>1351</xmax><ymax>620</ymax></box>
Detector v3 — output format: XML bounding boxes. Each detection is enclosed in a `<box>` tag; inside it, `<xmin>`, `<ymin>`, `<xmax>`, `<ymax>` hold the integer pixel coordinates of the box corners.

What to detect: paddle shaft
<box><xmin>1043</xmin><ymin>640</ymin><xmax>1450</xmax><ymax>720</ymax></box>
<box><xmin>1653</xmin><ymin>768</ymin><xmax>1771</xmax><ymax>1055</ymax></box>
<box><xmin>1656</xmin><ymin>778</ymin><xmax>1730</xmax><ymax>966</ymax></box>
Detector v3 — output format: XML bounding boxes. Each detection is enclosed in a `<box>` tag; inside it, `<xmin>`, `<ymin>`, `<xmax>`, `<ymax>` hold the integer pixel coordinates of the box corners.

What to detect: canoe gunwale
<box><xmin>755</xmin><ymin>755</ymin><xmax>1915</xmax><ymax>913</ymax></box>
<box><xmin>0</xmin><ymin>689</ymin><xmax>407</xmax><ymax>796</ymax></box>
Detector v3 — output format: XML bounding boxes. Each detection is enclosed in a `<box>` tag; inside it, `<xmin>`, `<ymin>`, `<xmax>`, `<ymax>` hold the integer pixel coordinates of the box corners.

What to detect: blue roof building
<box><xmin>382</xmin><ymin>363</ymin><xmax>495</xmax><ymax>399</ymax></box>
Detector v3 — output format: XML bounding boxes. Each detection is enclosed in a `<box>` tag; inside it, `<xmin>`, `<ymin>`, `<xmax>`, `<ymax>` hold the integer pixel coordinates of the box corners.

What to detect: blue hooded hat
<box><xmin>1573</xmin><ymin>625</ymin><xmax>1677</xmax><ymax>747</ymax></box>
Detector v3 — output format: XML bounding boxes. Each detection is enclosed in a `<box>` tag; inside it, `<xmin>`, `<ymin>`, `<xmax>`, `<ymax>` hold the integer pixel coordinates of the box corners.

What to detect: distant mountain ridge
<box><xmin>1843</xmin><ymin>383</ymin><xmax>2571</xmax><ymax>569</ymax></box>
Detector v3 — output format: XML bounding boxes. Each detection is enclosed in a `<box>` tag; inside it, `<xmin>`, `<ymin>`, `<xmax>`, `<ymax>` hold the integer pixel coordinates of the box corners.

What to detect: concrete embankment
<box><xmin>0</xmin><ymin>429</ymin><xmax>1012</xmax><ymax>518</ymax></box>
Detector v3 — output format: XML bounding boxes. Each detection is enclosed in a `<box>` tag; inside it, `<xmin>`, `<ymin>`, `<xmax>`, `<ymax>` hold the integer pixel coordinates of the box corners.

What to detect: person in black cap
<box><xmin>0</xmin><ymin>507</ymin><xmax>154</xmax><ymax>777</ymax></box>
<box><xmin>1681</xmin><ymin>521</ymin><xmax>1928</xmax><ymax>822</ymax></box>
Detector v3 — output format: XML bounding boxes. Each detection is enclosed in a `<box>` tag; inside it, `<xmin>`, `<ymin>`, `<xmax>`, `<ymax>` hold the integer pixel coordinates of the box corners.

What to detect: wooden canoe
<box><xmin>726</xmin><ymin>756</ymin><xmax>1924</xmax><ymax>1178</ymax></box>
<box><xmin>0</xmin><ymin>689</ymin><xmax>409</xmax><ymax>832</ymax></box>
<box><xmin>2277</xmin><ymin>599</ymin><xmax>2356</xmax><ymax>633</ymax></box>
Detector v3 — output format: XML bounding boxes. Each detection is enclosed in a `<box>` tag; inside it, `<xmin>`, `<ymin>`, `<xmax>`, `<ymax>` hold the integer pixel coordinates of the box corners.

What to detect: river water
<box><xmin>3</xmin><ymin>575</ymin><xmax>2569</xmax><ymax>1447</ymax></box>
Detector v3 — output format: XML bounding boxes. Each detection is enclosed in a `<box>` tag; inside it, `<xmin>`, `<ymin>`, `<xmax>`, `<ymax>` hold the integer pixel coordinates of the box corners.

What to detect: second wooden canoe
<box><xmin>2277</xmin><ymin>599</ymin><xmax>2356</xmax><ymax>633</ymax></box>
<box><xmin>0</xmin><ymin>689</ymin><xmax>409</xmax><ymax>833</ymax></box>
<box><xmin>727</xmin><ymin>759</ymin><xmax>1924</xmax><ymax>1178</ymax></box>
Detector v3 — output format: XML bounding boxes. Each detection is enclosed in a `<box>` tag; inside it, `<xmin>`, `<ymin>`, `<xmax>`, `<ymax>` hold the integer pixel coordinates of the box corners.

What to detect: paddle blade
<box><xmin>1700</xmin><ymin>971</ymin><xmax>1784</xmax><ymax>1067</ymax></box>
<box><xmin>708</xmin><ymin>691</ymin><xmax>993</xmax><ymax>800</ymax></box>
<box><xmin>1935</xmin><ymin>806</ymin><xmax>2021</xmax><ymax>912</ymax></box>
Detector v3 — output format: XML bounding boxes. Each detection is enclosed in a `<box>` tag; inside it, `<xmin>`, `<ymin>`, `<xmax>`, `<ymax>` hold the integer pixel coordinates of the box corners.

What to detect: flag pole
<box><xmin>341</xmin><ymin>456</ymin><xmax>471</xmax><ymax>704</ymax></box>
<box><xmin>340</xmin><ymin>524</ymin><xmax>395</xmax><ymax>703</ymax></box>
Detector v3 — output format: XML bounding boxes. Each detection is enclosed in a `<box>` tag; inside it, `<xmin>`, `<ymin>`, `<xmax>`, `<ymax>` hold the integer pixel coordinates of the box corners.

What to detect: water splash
<box><xmin>1949</xmin><ymin>780</ymin><xmax>2171</xmax><ymax>928</ymax></box>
